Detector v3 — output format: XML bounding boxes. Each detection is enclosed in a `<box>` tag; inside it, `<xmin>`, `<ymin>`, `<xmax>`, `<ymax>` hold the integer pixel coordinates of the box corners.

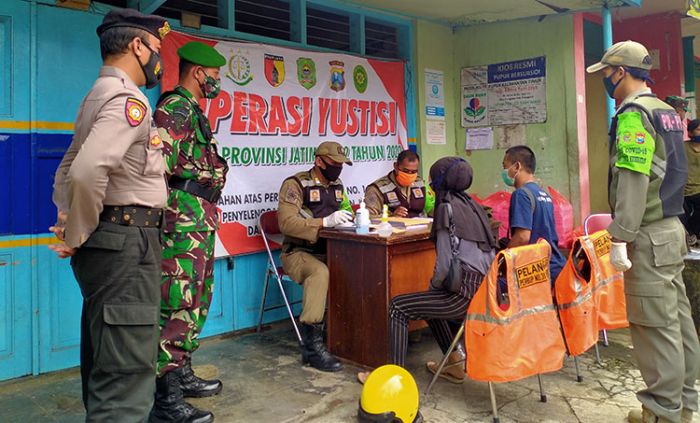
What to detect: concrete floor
<box><xmin>1</xmin><ymin>322</ymin><xmax>698</xmax><ymax>423</ymax></box>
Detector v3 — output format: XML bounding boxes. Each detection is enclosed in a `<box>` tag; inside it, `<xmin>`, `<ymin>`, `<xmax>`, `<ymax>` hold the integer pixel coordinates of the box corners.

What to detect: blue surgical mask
<box><xmin>603</xmin><ymin>70</ymin><xmax>623</xmax><ymax>99</ymax></box>
<box><xmin>692</xmin><ymin>135</ymin><xmax>700</xmax><ymax>143</ymax></box>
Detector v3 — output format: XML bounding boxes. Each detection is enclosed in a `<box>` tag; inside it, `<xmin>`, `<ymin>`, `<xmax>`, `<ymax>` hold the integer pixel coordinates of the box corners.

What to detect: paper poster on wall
<box><xmin>461</xmin><ymin>66</ymin><xmax>488</xmax><ymax>127</ymax></box>
<box><xmin>161</xmin><ymin>32</ymin><xmax>408</xmax><ymax>257</ymax></box>
<box><xmin>425</xmin><ymin>69</ymin><xmax>445</xmax><ymax>119</ymax></box>
<box><xmin>461</xmin><ymin>57</ymin><xmax>546</xmax><ymax>127</ymax></box>
<box><xmin>426</xmin><ymin>118</ymin><xmax>446</xmax><ymax>145</ymax></box>
<box><xmin>465</xmin><ymin>127</ymin><xmax>494</xmax><ymax>150</ymax></box>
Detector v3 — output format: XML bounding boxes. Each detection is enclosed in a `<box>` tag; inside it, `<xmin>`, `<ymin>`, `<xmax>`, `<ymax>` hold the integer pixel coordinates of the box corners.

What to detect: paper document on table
<box><xmin>388</xmin><ymin>217</ymin><xmax>433</xmax><ymax>226</ymax></box>
<box><xmin>371</xmin><ymin>217</ymin><xmax>432</xmax><ymax>230</ymax></box>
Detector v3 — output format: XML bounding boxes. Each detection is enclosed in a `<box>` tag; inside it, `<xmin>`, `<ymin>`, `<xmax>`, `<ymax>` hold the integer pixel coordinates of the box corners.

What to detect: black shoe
<box><xmin>178</xmin><ymin>358</ymin><xmax>223</xmax><ymax>398</ymax></box>
<box><xmin>300</xmin><ymin>323</ymin><xmax>343</xmax><ymax>372</ymax></box>
<box><xmin>150</xmin><ymin>371</ymin><xmax>215</xmax><ymax>423</ymax></box>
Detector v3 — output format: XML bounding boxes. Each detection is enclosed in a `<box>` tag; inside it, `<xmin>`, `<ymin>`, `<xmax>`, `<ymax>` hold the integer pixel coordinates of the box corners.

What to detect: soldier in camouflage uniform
<box><xmin>150</xmin><ymin>41</ymin><xmax>228</xmax><ymax>423</ymax></box>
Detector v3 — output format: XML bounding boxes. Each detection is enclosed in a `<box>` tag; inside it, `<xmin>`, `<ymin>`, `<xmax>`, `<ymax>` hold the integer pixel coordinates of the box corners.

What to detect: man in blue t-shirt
<box><xmin>501</xmin><ymin>145</ymin><xmax>566</xmax><ymax>283</ymax></box>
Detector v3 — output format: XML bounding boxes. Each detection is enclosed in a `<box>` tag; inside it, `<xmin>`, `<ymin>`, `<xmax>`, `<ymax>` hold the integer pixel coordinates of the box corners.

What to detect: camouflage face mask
<box><xmin>199</xmin><ymin>71</ymin><xmax>220</xmax><ymax>99</ymax></box>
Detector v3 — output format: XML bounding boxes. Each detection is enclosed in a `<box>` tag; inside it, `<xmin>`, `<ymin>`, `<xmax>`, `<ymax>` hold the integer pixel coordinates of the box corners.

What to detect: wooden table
<box><xmin>321</xmin><ymin>228</ymin><xmax>436</xmax><ymax>368</ymax></box>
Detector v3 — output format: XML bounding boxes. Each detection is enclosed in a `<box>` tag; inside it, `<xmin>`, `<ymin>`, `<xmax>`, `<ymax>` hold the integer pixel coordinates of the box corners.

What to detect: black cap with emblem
<box><xmin>97</xmin><ymin>8</ymin><xmax>171</xmax><ymax>41</ymax></box>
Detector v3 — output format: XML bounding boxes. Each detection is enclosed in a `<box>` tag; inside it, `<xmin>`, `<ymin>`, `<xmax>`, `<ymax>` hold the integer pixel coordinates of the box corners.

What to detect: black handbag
<box><xmin>444</xmin><ymin>203</ymin><xmax>464</xmax><ymax>294</ymax></box>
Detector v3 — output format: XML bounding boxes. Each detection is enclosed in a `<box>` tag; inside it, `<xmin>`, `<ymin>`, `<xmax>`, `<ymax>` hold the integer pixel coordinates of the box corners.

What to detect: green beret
<box><xmin>177</xmin><ymin>41</ymin><xmax>226</xmax><ymax>67</ymax></box>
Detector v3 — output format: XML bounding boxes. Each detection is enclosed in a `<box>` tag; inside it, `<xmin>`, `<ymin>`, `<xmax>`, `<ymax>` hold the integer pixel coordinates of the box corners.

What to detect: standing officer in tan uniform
<box><xmin>364</xmin><ymin>149</ymin><xmax>435</xmax><ymax>218</ymax></box>
<box><xmin>278</xmin><ymin>141</ymin><xmax>353</xmax><ymax>372</ymax></box>
<box><xmin>49</xmin><ymin>8</ymin><xmax>170</xmax><ymax>422</ymax></box>
<box><xmin>587</xmin><ymin>40</ymin><xmax>700</xmax><ymax>423</ymax></box>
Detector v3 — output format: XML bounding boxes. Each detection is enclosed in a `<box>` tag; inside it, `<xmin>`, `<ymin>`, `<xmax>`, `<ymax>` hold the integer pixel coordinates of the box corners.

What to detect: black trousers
<box><xmin>682</xmin><ymin>193</ymin><xmax>700</xmax><ymax>237</ymax></box>
<box><xmin>71</xmin><ymin>222</ymin><xmax>162</xmax><ymax>423</ymax></box>
<box><xmin>388</xmin><ymin>274</ymin><xmax>481</xmax><ymax>367</ymax></box>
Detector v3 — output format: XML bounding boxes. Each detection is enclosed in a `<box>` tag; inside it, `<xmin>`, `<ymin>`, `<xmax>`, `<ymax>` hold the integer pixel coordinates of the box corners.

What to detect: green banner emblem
<box><xmin>297</xmin><ymin>58</ymin><xmax>316</xmax><ymax>90</ymax></box>
<box><xmin>353</xmin><ymin>65</ymin><xmax>368</xmax><ymax>93</ymax></box>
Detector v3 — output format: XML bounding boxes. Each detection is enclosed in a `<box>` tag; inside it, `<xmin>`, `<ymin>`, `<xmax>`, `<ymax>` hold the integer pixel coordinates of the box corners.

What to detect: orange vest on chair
<box><xmin>589</xmin><ymin>230</ymin><xmax>628</xmax><ymax>330</ymax></box>
<box><xmin>555</xmin><ymin>236</ymin><xmax>599</xmax><ymax>356</ymax></box>
<box><xmin>466</xmin><ymin>240</ymin><xmax>566</xmax><ymax>383</ymax></box>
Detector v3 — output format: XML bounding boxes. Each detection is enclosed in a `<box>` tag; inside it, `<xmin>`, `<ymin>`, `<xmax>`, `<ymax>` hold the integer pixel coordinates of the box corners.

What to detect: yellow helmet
<box><xmin>358</xmin><ymin>365</ymin><xmax>422</xmax><ymax>423</ymax></box>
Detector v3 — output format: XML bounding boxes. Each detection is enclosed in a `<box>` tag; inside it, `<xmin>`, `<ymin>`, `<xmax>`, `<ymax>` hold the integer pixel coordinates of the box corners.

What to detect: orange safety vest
<box><xmin>466</xmin><ymin>239</ymin><xmax>566</xmax><ymax>383</ymax></box>
<box><xmin>589</xmin><ymin>230</ymin><xmax>628</xmax><ymax>330</ymax></box>
<box><xmin>555</xmin><ymin>236</ymin><xmax>599</xmax><ymax>357</ymax></box>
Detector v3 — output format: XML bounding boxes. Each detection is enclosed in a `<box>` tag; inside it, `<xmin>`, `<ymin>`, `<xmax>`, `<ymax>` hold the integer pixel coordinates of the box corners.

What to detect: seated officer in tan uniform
<box><xmin>364</xmin><ymin>150</ymin><xmax>435</xmax><ymax>218</ymax></box>
<box><xmin>278</xmin><ymin>141</ymin><xmax>353</xmax><ymax>372</ymax></box>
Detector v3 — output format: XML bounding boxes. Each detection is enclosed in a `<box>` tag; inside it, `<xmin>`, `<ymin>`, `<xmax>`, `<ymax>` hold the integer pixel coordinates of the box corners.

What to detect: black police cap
<box><xmin>96</xmin><ymin>8</ymin><xmax>171</xmax><ymax>41</ymax></box>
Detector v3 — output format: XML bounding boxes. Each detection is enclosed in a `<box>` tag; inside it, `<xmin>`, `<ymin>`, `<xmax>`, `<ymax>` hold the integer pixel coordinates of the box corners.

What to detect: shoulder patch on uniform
<box><xmin>284</xmin><ymin>188</ymin><xmax>300</xmax><ymax>204</ymax></box>
<box><xmin>125</xmin><ymin>97</ymin><xmax>147</xmax><ymax>127</ymax></box>
<box><xmin>615</xmin><ymin>111</ymin><xmax>655</xmax><ymax>175</ymax></box>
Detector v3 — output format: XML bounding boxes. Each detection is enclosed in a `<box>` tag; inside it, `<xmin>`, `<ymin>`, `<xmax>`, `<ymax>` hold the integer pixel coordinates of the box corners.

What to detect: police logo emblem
<box><xmin>227</xmin><ymin>50</ymin><xmax>253</xmax><ymax>86</ymax></box>
<box><xmin>386</xmin><ymin>192</ymin><xmax>399</xmax><ymax>204</ymax></box>
<box><xmin>297</xmin><ymin>58</ymin><xmax>316</xmax><ymax>90</ymax></box>
<box><xmin>412</xmin><ymin>188</ymin><xmax>424</xmax><ymax>199</ymax></box>
<box><xmin>335</xmin><ymin>189</ymin><xmax>343</xmax><ymax>202</ymax></box>
<box><xmin>329</xmin><ymin>60</ymin><xmax>346</xmax><ymax>92</ymax></box>
<box><xmin>310</xmin><ymin>189</ymin><xmax>321</xmax><ymax>202</ymax></box>
<box><xmin>635</xmin><ymin>132</ymin><xmax>646</xmax><ymax>144</ymax></box>
<box><xmin>125</xmin><ymin>97</ymin><xmax>146</xmax><ymax>127</ymax></box>
<box><xmin>264</xmin><ymin>54</ymin><xmax>285</xmax><ymax>87</ymax></box>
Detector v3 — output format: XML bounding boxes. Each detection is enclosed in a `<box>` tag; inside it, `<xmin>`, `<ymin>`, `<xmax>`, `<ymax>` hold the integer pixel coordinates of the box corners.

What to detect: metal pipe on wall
<box><xmin>602</xmin><ymin>3</ymin><xmax>615</xmax><ymax>126</ymax></box>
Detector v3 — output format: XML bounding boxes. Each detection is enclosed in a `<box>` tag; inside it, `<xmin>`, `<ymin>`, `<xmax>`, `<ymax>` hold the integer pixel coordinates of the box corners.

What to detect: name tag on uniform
<box><xmin>386</xmin><ymin>192</ymin><xmax>399</xmax><ymax>204</ymax></box>
<box><xmin>309</xmin><ymin>189</ymin><xmax>321</xmax><ymax>202</ymax></box>
<box><xmin>335</xmin><ymin>189</ymin><xmax>343</xmax><ymax>202</ymax></box>
<box><xmin>412</xmin><ymin>188</ymin><xmax>424</xmax><ymax>199</ymax></box>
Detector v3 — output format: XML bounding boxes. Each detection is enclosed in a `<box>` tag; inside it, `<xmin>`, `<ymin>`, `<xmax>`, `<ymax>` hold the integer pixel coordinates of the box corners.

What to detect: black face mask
<box><xmin>320</xmin><ymin>162</ymin><xmax>342</xmax><ymax>182</ymax></box>
<box><xmin>136</xmin><ymin>39</ymin><xmax>162</xmax><ymax>89</ymax></box>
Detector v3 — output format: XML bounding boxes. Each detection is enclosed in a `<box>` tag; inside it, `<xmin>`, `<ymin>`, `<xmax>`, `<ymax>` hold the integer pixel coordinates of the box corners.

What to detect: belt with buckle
<box><xmin>168</xmin><ymin>176</ymin><xmax>221</xmax><ymax>203</ymax></box>
<box><xmin>100</xmin><ymin>205</ymin><xmax>163</xmax><ymax>227</ymax></box>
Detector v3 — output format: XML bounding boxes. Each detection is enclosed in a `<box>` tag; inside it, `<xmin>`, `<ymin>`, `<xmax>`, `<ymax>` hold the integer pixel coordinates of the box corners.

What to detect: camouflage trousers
<box><xmin>157</xmin><ymin>230</ymin><xmax>215</xmax><ymax>375</ymax></box>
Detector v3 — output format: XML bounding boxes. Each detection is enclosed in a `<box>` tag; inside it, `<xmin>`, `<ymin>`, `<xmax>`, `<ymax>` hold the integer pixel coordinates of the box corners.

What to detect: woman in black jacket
<box><xmin>358</xmin><ymin>157</ymin><xmax>497</xmax><ymax>384</ymax></box>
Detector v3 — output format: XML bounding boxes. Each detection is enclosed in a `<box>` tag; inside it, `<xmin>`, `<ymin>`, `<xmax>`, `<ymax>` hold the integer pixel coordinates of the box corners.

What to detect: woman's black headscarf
<box><xmin>430</xmin><ymin>157</ymin><xmax>496</xmax><ymax>252</ymax></box>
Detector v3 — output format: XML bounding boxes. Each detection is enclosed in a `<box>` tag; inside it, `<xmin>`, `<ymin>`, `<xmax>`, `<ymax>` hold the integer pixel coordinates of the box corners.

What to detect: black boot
<box><xmin>300</xmin><ymin>323</ymin><xmax>343</xmax><ymax>372</ymax></box>
<box><xmin>149</xmin><ymin>371</ymin><xmax>215</xmax><ymax>423</ymax></box>
<box><xmin>179</xmin><ymin>358</ymin><xmax>223</xmax><ymax>398</ymax></box>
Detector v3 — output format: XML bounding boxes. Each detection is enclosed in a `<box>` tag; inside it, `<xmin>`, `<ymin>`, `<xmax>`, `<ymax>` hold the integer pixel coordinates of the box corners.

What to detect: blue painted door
<box><xmin>0</xmin><ymin>0</ymin><xmax>32</xmax><ymax>380</ymax></box>
<box><xmin>34</xmin><ymin>4</ymin><xmax>104</xmax><ymax>373</ymax></box>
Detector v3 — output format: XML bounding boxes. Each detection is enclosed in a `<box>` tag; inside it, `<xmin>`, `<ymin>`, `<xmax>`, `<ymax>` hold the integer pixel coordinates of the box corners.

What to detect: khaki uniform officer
<box><xmin>587</xmin><ymin>41</ymin><xmax>700</xmax><ymax>423</ymax></box>
<box><xmin>278</xmin><ymin>141</ymin><xmax>353</xmax><ymax>372</ymax></box>
<box><xmin>364</xmin><ymin>149</ymin><xmax>435</xmax><ymax>218</ymax></box>
<box><xmin>49</xmin><ymin>8</ymin><xmax>169</xmax><ymax>423</ymax></box>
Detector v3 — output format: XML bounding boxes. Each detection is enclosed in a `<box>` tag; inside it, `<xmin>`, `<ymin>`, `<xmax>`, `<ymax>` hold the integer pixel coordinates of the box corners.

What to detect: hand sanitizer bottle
<box><xmin>355</xmin><ymin>201</ymin><xmax>370</xmax><ymax>235</ymax></box>
<box><xmin>377</xmin><ymin>204</ymin><xmax>393</xmax><ymax>238</ymax></box>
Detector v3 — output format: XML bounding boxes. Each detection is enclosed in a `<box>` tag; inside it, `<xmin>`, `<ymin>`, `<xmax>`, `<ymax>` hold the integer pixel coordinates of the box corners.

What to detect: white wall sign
<box><xmin>461</xmin><ymin>57</ymin><xmax>547</xmax><ymax>127</ymax></box>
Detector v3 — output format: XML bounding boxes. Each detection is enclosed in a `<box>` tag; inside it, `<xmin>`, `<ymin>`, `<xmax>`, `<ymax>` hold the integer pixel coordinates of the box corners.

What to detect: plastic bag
<box><xmin>548</xmin><ymin>186</ymin><xmax>574</xmax><ymax>249</ymax></box>
<box><xmin>481</xmin><ymin>191</ymin><xmax>512</xmax><ymax>239</ymax></box>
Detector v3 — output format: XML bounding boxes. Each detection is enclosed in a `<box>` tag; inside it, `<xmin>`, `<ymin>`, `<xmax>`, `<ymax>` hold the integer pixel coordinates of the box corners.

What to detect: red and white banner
<box><xmin>162</xmin><ymin>32</ymin><xmax>407</xmax><ymax>256</ymax></box>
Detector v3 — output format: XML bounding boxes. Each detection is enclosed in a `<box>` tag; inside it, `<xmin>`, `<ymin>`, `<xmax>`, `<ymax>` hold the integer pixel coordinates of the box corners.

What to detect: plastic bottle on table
<box><xmin>377</xmin><ymin>204</ymin><xmax>394</xmax><ymax>238</ymax></box>
<box><xmin>355</xmin><ymin>201</ymin><xmax>370</xmax><ymax>235</ymax></box>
